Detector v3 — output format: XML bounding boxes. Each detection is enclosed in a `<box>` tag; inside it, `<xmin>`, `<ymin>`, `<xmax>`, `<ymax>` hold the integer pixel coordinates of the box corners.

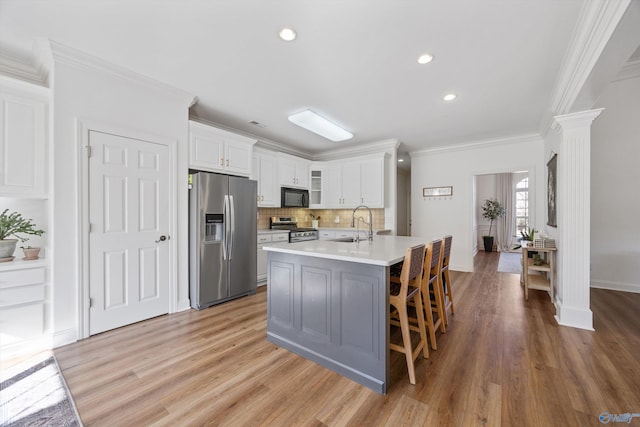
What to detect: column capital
<box><xmin>553</xmin><ymin>108</ymin><xmax>604</xmax><ymax>131</ymax></box>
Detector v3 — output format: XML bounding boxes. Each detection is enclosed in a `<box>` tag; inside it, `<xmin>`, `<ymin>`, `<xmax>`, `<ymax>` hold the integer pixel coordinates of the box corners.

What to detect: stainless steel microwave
<box><xmin>281</xmin><ymin>187</ymin><xmax>309</xmax><ymax>208</ymax></box>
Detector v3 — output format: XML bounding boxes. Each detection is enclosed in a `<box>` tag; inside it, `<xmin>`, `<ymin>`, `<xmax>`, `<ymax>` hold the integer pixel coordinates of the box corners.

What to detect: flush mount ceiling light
<box><xmin>398</xmin><ymin>158</ymin><xmax>405</xmax><ymax>162</ymax></box>
<box><xmin>279</xmin><ymin>27</ymin><xmax>297</xmax><ymax>41</ymax></box>
<box><xmin>443</xmin><ymin>93</ymin><xmax>457</xmax><ymax>101</ymax></box>
<box><xmin>417</xmin><ymin>53</ymin><xmax>434</xmax><ymax>64</ymax></box>
<box><xmin>288</xmin><ymin>110</ymin><xmax>353</xmax><ymax>142</ymax></box>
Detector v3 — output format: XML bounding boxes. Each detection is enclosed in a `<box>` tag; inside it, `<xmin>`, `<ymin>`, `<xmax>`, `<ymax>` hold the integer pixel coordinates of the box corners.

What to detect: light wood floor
<box><xmin>54</xmin><ymin>251</ymin><xmax>640</xmax><ymax>426</ymax></box>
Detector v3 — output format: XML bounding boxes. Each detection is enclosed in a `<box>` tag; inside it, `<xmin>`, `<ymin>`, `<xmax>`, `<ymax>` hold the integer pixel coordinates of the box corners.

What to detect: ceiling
<box><xmin>0</xmin><ymin>0</ymin><xmax>588</xmax><ymax>157</ymax></box>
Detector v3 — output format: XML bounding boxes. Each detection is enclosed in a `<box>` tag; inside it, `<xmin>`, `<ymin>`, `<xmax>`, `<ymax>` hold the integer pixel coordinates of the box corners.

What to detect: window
<box><xmin>515</xmin><ymin>177</ymin><xmax>529</xmax><ymax>234</ymax></box>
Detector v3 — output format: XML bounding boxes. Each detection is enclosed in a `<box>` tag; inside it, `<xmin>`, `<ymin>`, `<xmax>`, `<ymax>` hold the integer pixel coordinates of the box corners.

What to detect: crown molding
<box><xmin>0</xmin><ymin>43</ymin><xmax>48</xmax><ymax>87</ymax></box>
<box><xmin>540</xmin><ymin>0</ymin><xmax>631</xmax><ymax>135</ymax></box>
<box><xmin>44</xmin><ymin>39</ymin><xmax>196</xmax><ymax>106</ymax></box>
<box><xmin>310</xmin><ymin>139</ymin><xmax>400</xmax><ymax>161</ymax></box>
<box><xmin>612</xmin><ymin>59</ymin><xmax>640</xmax><ymax>82</ymax></box>
<box><xmin>410</xmin><ymin>134</ymin><xmax>541</xmax><ymax>158</ymax></box>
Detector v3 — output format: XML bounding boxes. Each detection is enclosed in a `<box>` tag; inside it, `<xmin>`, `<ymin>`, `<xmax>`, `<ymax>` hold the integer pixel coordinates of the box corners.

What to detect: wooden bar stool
<box><xmin>441</xmin><ymin>235</ymin><xmax>455</xmax><ymax>324</ymax></box>
<box><xmin>427</xmin><ymin>239</ymin><xmax>447</xmax><ymax>336</ymax></box>
<box><xmin>389</xmin><ymin>244</ymin><xmax>428</xmax><ymax>385</ymax></box>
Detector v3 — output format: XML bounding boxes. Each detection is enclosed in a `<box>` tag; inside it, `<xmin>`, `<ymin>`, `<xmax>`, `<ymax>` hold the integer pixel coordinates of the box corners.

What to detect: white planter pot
<box><xmin>0</xmin><ymin>239</ymin><xmax>18</xmax><ymax>259</ymax></box>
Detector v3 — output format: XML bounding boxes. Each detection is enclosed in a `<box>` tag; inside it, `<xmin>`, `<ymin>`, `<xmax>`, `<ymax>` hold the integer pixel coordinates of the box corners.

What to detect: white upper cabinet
<box><xmin>278</xmin><ymin>153</ymin><xmax>310</xmax><ymax>189</ymax></box>
<box><xmin>0</xmin><ymin>78</ymin><xmax>47</xmax><ymax>197</ymax></box>
<box><xmin>360</xmin><ymin>156</ymin><xmax>385</xmax><ymax>207</ymax></box>
<box><xmin>189</xmin><ymin>121</ymin><xmax>256</xmax><ymax>176</ymax></box>
<box><xmin>253</xmin><ymin>151</ymin><xmax>278</xmax><ymax>207</ymax></box>
<box><xmin>324</xmin><ymin>154</ymin><xmax>385</xmax><ymax>208</ymax></box>
<box><xmin>324</xmin><ymin>163</ymin><xmax>343</xmax><ymax>208</ymax></box>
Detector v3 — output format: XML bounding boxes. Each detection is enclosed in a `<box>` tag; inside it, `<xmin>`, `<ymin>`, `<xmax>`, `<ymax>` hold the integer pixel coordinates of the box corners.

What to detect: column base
<box><xmin>554</xmin><ymin>301</ymin><xmax>594</xmax><ymax>331</ymax></box>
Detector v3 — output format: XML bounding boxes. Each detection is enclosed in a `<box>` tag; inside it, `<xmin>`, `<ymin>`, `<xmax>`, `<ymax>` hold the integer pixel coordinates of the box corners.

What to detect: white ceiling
<box><xmin>0</xmin><ymin>0</ymin><xmax>587</xmax><ymax>156</ymax></box>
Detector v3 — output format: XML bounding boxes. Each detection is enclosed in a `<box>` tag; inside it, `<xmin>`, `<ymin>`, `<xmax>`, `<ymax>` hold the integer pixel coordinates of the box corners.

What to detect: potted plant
<box><xmin>481</xmin><ymin>199</ymin><xmax>505</xmax><ymax>252</ymax></box>
<box><xmin>0</xmin><ymin>209</ymin><xmax>45</xmax><ymax>261</ymax></box>
<box><xmin>512</xmin><ymin>227</ymin><xmax>537</xmax><ymax>257</ymax></box>
<box><xmin>310</xmin><ymin>213</ymin><xmax>321</xmax><ymax>229</ymax></box>
<box><xmin>21</xmin><ymin>246</ymin><xmax>42</xmax><ymax>260</ymax></box>
<box><xmin>512</xmin><ymin>227</ymin><xmax>536</xmax><ymax>250</ymax></box>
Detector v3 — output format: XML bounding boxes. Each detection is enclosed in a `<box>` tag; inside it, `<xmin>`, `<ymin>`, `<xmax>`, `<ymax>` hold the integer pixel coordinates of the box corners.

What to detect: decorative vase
<box><xmin>0</xmin><ymin>239</ymin><xmax>18</xmax><ymax>260</ymax></box>
<box><xmin>22</xmin><ymin>247</ymin><xmax>41</xmax><ymax>260</ymax></box>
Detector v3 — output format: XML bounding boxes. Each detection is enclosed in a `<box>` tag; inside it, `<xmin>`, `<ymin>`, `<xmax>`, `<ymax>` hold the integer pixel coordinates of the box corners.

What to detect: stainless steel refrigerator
<box><xmin>189</xmin><ymin>171</ymin><xmax>257</xmax><ymax>309</ymax></box>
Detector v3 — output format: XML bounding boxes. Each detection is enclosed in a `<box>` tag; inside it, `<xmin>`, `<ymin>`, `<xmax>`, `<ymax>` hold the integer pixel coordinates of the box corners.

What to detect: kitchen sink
<box><xmin>329</xmin><ymin>237</ymin><xmax>359</xmax><ymax>243</ymax></box>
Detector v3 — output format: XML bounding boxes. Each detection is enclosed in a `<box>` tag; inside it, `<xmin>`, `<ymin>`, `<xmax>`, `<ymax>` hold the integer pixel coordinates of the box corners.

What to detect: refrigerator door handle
<box><xmin>229</xmin><ymin>195</ymin><xmax>235</xmax><ymax>259</ymax></box>
<box><xmin>223</xmin><ymin>195</ymin><xmax>229</xmax><ymax>260</ymax></box>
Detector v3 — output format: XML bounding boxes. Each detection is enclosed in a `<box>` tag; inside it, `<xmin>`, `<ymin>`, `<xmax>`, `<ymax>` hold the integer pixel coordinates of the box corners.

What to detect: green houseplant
<box><xmin>0</xmin><ymin>209</ymin><xmax>45</xmax><ymax>260</ymax></box>
<box><xmin>481</xmin><ymin>199</ymin><xmax>505</xmax><ymax>252</ymax></box>
<box><xmin>512</xmin><ymin>227</ymin><xmax>536</xmax><ymax>250</ymax></box>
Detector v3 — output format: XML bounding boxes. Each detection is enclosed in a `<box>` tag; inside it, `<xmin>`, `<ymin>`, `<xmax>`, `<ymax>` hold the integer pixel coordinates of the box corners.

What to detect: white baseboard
<box><xmin>591</xmin><ymin>280</ymin><xmax>640</xmax><ymax>294</ymax></box>
<box><xmin>53</xmin><ymin>328</ymin><xmax>78</xmax><ymax>348</ymax></box>
<box><xmin>176</xmin><ymin>299</ymin><xmax>191</xmax><ymax>312</ymax></box>
<box><xmin>554</xmin><ymin>302</ymin><xmax>594</xmax><ymax>331</ymax></box>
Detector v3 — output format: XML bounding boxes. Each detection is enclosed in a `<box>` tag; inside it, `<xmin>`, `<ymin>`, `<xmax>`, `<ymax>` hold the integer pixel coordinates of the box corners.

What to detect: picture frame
<box><xmin>423</xmin><ymin>186</ymin><xmax>453</xmax><ymax>197</ymax></box>
<box><xmin>547</xmin><ymin>153</ymin><xmax>557</xmax><ymax>227</ymax></box>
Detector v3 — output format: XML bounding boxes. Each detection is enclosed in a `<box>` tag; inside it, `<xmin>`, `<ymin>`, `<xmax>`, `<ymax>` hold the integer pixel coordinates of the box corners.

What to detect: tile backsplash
<box><xmin>258</xmin><ymin>208</ymin><xmax>385</xmax><ymax>230</ymax></box>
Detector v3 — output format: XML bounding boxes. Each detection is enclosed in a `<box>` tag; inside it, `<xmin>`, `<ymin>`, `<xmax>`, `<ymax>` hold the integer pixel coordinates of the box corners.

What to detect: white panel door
<box><xmin>89</xmin><ymin>130</ymin><xmax>170</xmax><ymax>335</ymax></box>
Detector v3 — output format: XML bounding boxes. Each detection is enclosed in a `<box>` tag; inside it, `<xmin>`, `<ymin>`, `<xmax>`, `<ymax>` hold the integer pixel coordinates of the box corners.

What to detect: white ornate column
<box><xmin>553</xmin><ymin>108</ymin><xmax>603</xmax><ymax>330</ymax></box>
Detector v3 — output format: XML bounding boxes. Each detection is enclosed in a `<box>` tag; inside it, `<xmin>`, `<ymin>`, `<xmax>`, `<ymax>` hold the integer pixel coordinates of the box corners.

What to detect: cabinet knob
<box><xmin>220</xmin><ymin>158</ymin><xmax>224</xmax><ymax>166</ymax></box>
<box><xmin>227</xmin><ymin>159</ymin><xmax>229</xmax><ymax>167</ymax></box>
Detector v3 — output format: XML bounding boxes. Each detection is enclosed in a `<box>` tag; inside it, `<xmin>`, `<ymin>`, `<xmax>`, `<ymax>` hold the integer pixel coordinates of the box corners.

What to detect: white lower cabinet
<box><xmin>0</xmin><ymin>263</ymin><xmax>47</xmax><ymax>355</ymax></box>
<box><xmin>257</xmin><ymin>232</ymin><xmax>288</xmax><ymax>285</ymax></box>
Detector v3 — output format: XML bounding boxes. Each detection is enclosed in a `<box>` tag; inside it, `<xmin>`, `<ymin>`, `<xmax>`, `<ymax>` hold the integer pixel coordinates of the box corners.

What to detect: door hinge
<box><xmin>88</xmin><ymin>223</ymin><xmax>93</xmax><ymax>233</ymax></box>
<box><xmin>89</xmin><ymin>297</ymin><xmax>94</xmax><ymax>308</ymax></box>
<box><xmin>86</xmin><ymin>145</ymin><xmax>92</xmax><ymax>158</ymax></box>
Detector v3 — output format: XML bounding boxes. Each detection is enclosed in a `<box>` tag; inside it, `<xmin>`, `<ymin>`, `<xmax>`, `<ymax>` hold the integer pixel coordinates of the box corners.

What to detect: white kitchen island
<box><xmin>263</xmin><ymin>235</ymin><xmax>432</xmax><ymax>394</ymax></box>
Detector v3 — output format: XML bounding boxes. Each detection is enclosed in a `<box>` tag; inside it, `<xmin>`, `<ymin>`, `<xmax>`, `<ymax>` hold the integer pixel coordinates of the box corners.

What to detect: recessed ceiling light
<box><xmin>443</xmin><ymin>93</ymin><xmax>457</xmax><ymax>101</ymax></box>
<box><xmin>279</xmin><ymin>28</ymin><xmax>297</xmax><ymax>41</ymax></box>
<box><xmin>398</xmin><ymin>158</ymin><xmax>404</xmax><ymax>162</ymax></box>
<box><xmin>417</xmin><ymin>54</ymin><xmax>434</xmax><ymax>64</ymax></box>
<box><xmin>288</xmin><ymin>110</ymin><xmax>353</xmax><ymax>142</ymax></box>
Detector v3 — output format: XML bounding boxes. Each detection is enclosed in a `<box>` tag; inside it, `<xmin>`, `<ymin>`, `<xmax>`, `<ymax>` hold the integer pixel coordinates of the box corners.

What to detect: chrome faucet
<box><xmin>351</xmin><ymin>205</ymin><xmax>373</xmax><ymax>241</ymax></box>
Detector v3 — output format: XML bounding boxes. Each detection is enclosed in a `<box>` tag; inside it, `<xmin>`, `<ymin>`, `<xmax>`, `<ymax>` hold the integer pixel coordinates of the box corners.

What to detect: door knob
<box><xmin>156</xmin><ymin>235</ymin><xmax>169</xmax><ymax>243</ymax></box>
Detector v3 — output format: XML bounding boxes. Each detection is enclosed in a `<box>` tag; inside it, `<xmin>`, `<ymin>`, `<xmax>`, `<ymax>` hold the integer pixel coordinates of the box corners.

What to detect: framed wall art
<box><xmin>547</xmin><ymin>153</ymin><xmax>557</xmax><ymax>227</ymax></box>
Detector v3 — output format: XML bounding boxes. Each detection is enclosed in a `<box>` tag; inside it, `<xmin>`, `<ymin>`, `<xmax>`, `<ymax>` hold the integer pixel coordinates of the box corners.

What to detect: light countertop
<box><xmin>258</xmin><ymin>229</ymin><xmax>290</xmax><ymax>235</ymax></box>
<box><xmin>318</xmin><ymin>227</ymin><xmax>391</xmax><ymax>235</ymax></box>
<box><xmin>263</xmin><ymin>235</ymin><xmax>434</xmax><ymax>266</ymax></box>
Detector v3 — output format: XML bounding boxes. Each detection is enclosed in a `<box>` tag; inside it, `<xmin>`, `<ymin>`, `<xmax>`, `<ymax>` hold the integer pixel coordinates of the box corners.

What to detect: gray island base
<box><xmin>264</xmin><ymin>236</ymin><xmax>433</xmax><ymax>394</ymax></box>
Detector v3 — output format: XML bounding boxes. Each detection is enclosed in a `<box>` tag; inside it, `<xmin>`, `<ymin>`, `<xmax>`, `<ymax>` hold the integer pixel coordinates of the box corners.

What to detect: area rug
<box><xmin>497</xmin><ymin>252</ymin><xmax>522</xmax><ymax>274</ymax></box>
<box><xmin>1</xmin><ymin>355</ymin><xmax>82</xmax><ymax>426</ymax></box>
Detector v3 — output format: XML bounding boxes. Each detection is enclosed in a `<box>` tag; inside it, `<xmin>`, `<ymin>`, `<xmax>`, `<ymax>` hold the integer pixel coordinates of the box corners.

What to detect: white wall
<box><xmin>396</xmin><ymin>170</ymin><xmax>410</xmax><ymax>236</ymax></box>
<box><xmin>590</xmin><ymin>75</ymin><xmax>640</xmax><ymax>293</ymax></box>
<box><xmin>475</xmin><ymin>174</ymin><xmax>497</xmax><ymax>250</ymax></box>
<box><xmin>411</xmin><ymin>136</ymin><xmax>545</xmax><ymax>272</ymax></box>
<box><xmin>48</xmin><ymin>42</ymin><xmax>193</xmax><ymax>346</ymax></box>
